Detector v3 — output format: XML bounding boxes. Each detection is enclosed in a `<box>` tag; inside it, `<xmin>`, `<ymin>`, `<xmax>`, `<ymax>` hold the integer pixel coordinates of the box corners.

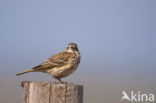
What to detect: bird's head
<box><xmin>66</xmin><ymin>43</ymin><xmax>79</xmax><ymax>52</ymax></box>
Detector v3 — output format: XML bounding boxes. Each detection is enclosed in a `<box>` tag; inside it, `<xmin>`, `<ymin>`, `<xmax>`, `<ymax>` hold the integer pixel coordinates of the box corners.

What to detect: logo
<box><xmin>121</xmin><ymin>91</ymin><xmax>154</xmax><ymax>102</ymax></box>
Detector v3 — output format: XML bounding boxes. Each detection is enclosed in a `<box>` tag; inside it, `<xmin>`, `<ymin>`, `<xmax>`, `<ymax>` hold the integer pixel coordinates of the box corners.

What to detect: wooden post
<box><xmin>21</xmin><ymin>81</ymin><xmax>83</xmax><ymax>103</ymax></box>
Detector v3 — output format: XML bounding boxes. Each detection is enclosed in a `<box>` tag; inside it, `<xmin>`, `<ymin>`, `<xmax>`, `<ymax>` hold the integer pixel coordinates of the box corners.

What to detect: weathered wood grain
<box><xmin>21</xmin><ymin>81</ymin><xmax>83</xmax><ymax>103</ymax></box>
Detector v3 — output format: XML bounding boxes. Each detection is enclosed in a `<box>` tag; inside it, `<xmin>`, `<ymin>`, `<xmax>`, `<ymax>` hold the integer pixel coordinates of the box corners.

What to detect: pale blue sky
<box><xmin>0</xmin><ymin>0</ymin><xmax>156</xmax><ymax>103</ymax></box>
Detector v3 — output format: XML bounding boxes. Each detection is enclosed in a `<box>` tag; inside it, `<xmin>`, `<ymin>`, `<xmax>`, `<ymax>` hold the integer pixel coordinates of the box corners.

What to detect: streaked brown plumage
<box><xmin>16</xmin><ymin>43</ymin><xmax>81</xmax><ymax>83</ymax></box>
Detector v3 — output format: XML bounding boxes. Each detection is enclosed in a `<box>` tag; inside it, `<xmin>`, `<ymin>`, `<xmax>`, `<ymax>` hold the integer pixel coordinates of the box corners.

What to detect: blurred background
<box><xmin>0</xmin><ymin>0</ymin><xmax>156</xmax><ymax>103</ymax></box>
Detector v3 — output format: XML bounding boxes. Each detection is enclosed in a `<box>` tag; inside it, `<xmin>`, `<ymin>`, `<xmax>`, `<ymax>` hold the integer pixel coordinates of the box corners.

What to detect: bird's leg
<box><xmin>58</xmin><ymin>78</ymin><xmax>63</xmax><ymax>83</ymax></box>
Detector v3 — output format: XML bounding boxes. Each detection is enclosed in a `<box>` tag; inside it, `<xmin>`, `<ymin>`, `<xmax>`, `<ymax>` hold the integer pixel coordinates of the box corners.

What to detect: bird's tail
<box><xmin>16</xmin><ymin>69</ymin><xmax>34</xmax><ymax>76</ymax></box>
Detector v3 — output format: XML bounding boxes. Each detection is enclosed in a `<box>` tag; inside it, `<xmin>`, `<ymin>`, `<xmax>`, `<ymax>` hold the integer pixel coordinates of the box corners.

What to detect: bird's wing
<box><xmin>122</xmin><ymin>91</ymin><xmax>128</xmax><ymax>97</ymax></box>
<box><xmin>32</xmin><ymin>51</ymin><xmax>73</xmax><ymax>70</ymax></box>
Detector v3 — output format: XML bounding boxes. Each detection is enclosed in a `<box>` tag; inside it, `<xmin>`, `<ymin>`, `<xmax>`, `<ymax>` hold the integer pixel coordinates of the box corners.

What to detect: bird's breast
<box><xmin>48</xmin><ymin>52</ymin><xmax>80</xmax><ymax>78</ymax></box>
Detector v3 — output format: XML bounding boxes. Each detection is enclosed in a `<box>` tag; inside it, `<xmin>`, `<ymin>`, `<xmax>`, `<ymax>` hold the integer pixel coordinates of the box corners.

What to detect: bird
<box><xmin>16</xmin><ymin>43</ymin><xmax>81</xmax><ymax>83</ymax></box>
<box><xmin>121</xmin><ymin>91</ymin><xmax>130</xmax><ymax>101</ymax></box>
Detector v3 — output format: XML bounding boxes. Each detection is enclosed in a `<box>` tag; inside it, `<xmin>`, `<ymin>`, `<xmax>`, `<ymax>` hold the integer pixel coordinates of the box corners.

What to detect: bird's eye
<box><xmin>71</xmin><ymin>46</ymin><xmax>75</xmax><ymax>49</ymax></box>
